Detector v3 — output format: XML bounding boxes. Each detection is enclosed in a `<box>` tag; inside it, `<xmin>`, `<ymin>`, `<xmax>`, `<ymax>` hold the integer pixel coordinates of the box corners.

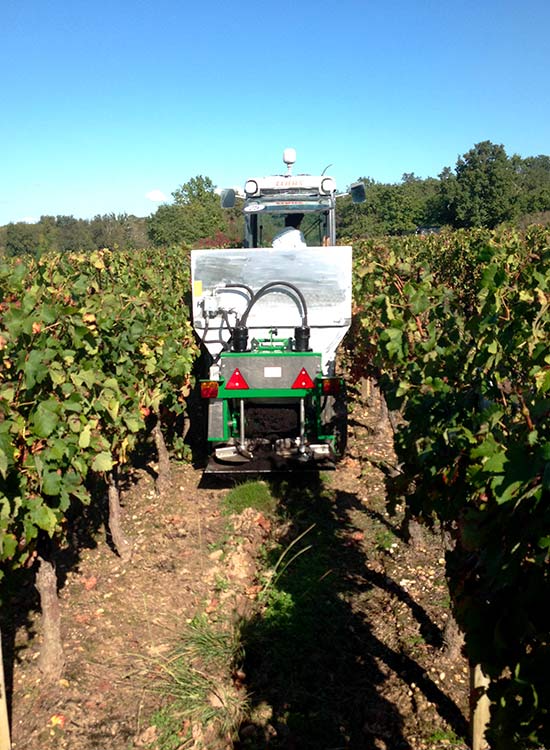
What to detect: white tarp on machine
<box><xmin>191</xmin><ymin>246</ymin><xmax>352</xmax><ymax>374</ymax></box>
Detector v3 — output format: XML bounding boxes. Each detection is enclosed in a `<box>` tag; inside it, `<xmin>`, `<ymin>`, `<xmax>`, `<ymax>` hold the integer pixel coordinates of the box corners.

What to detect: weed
<box><xmin>214</xmin><ymin>575</ymin><xmax>229</xmax><ymax>593</ymax></box>
<box><xmin>207</xmin><ymin>529</ymin><xmax>232</xmax><ymax>553</ymax></box>
<box><xmin>374</xmin><ymin>526</ymin><xmax>397</xmax><ymax>552</ymax></box>
<box><xmin>427</xmin><ymin>727</ymin><xmax>465</xmax><ymax>746</ymax></box>
<box><xmin>147</xmin><ymin>708</ymin><xmax>182</xmax><ymax>750</ymax></box>
<box><xmin>406</xmin><ymin>633</ymin><xmax>426</xmax><ymax>647</ymax></box>
<box><xmin>435</xmin><ymin>589</ymin><xmax>451</xmax><ymax>609</ymax></box>
<box><xmin>262</xmin><ymin>588</ymin><xmax>295</xmax><ymax>627</ymax></box>
<box><xmin>153</xmin><ymin>615</ymin><xmax>248</xmax><ymax>749</ymax></box>
<box><xmin>221</xmin><ymin>480</ymin><xmax>277</xmax><ymax>516</ymax></box>
<box><xmin>259</xmin><ymin>523</ymin><xmax>315</xmax><ymax>600</ymax></box>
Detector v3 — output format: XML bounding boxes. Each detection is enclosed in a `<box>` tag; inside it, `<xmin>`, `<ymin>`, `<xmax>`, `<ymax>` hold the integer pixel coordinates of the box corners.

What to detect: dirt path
<box><xmin>5</xmin><ymin>383</ymin><xmax>470</xmax><ymax>750</ymax></box>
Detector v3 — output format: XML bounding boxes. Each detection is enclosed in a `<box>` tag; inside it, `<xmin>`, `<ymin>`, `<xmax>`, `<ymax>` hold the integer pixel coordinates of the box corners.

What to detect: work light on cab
<box><xmin>245</xmin><ymin>180</ymin><xmax>259</xmax><ymax>196</ymax></box>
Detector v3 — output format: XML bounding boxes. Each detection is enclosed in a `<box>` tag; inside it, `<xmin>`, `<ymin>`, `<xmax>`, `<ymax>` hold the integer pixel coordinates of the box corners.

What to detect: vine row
<box><xmin>349</xmin><ymin>226</ymin><xmax>550</xmax><ymax>748</ymax></box>
<box><xmin>0</xmin><ymin>247</ymin><xmax>198</xmax><ymax>584</ymax></box>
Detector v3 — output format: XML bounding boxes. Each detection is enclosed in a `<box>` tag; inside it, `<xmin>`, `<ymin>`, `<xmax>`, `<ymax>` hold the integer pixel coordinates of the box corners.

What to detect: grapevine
<box><xmin>350</xmin><ymin>227</ymin><xmax>550</xmax><ymax>748</ymax></box>
<box><xmin>0</xmin><ymin>247</ymin><xmax>198</xmax><ymax>675</ymax></box>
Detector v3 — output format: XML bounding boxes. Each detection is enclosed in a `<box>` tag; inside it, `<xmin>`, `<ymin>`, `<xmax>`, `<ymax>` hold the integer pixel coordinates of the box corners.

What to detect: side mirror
<box><xmin>220</xmin><ymin>188</ymin><xmax>236</xmax><ymax>209</ymax></box>
<box><xmin>350</xmin><ymin>181</ymin><xmax>366</xmax><ymax>204</ymax></box>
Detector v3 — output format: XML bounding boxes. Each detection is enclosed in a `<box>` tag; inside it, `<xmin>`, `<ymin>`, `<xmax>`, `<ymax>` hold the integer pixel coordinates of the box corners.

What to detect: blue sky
<box><xmin>1</xmin><ymin>0</ymin><xmax>549</xmax><ymax>225</ymax></box>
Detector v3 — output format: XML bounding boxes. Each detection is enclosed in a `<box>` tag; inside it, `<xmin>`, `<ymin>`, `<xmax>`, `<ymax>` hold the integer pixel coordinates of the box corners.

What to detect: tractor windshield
<box><xmin>244</xmin><ymin>197</ymin><xmax>333</xmax><ymax>248</ymax></box>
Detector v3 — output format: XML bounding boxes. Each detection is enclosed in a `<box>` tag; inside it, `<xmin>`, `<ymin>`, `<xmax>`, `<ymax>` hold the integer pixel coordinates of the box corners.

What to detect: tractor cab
<box><xmin>221</xmin><ymin>148</ymin><xmax>365</xmax><ymax>248</ymax></box>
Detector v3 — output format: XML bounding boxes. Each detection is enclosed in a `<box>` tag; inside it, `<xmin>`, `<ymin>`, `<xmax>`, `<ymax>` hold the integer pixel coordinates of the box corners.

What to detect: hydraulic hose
<box><xmin>223</xmin><ymin>283</ymin><xmax>254</xmax><ymax>300</ymax></box>
<box><xmin>239</xmin><ymin>281</ymin><xmax>308</xmax><ymax>328</ymax></box>
<box><xmin>211</xmin><ymin>310</ymin><xmax>236</xmax><ymax>364</ymax></box>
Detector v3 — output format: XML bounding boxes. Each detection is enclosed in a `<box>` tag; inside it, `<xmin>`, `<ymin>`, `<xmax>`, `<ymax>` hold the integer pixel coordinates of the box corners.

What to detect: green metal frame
<box><xmin>202</xmin><ymin>344</ymin><xmax>345</xmax><ymax>447</ymax></box>
<box><xmin>203</xmin><ymin>373</ymin><xmax>345</xmax><ymax>447</ymax></box>
<box><xmin>221</xmin><ymin>348</ymin><xmax>319</xmax><ymax>358</ymax></box>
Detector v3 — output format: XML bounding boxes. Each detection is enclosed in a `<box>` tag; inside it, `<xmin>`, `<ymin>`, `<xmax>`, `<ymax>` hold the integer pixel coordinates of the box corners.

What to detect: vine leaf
<box><xmin>91</xmin><ymin>451</ymin><xmax>114</xmax><ymax>473</ymax></box>
<box><xmin>32</xmin><ymin>400</ymin><xmax>60</xmax><ymax>438</ymax></box>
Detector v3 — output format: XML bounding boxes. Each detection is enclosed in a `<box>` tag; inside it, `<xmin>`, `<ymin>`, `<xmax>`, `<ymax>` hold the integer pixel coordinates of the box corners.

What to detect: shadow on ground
<box><xmin>236</xmin><ymin>474</ymin><xmax>468</xmax><ymax>749</ymax></box>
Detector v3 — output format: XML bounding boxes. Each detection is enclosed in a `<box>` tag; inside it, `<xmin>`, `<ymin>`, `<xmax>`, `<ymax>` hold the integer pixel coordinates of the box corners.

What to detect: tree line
<box><xmin>337</xmin><ymin>141</ymin><xmax>550</xmax><ymax>236</ymax></box>
<box><xmin>2</xmin><ymin>141</ymin><xmax>549</xmax><ymax>256</ymax></box>
<box><xmin>0</xmin><ymin>213</ymin><xmax>150</xmax><ymax>258</ymax></box>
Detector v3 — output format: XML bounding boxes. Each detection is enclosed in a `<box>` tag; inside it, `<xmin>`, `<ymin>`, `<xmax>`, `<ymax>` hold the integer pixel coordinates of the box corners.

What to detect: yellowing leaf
<box><xmin>79</xmin><ymin>424</ymin><xmax>92</xmax><ymax>449</ymax></box>
<box><xmin>91</xmin><ymin>451</ymin><xmax>113</xmax><ymax>472</ymax></box>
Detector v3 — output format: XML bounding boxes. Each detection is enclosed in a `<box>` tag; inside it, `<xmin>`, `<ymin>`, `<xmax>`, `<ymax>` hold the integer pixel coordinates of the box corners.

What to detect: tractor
<box><xmin>191</xmin><ymin>148</ymin><xmax>365</xmax><ymax>472</ymax></box>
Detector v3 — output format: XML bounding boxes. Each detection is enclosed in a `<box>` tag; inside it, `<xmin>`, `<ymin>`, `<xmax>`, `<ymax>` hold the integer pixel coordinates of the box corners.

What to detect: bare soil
<box><xmin>4</xmin><ymin>382</ymin><xmax>470</xmax><ymax>750</ymax></box>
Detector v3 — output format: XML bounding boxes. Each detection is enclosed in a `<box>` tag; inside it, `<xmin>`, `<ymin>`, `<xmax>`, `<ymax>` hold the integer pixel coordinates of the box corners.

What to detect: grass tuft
<box><xmin>221</xmin><ymin>480</ymin><xmax>277</xmax><ymax>516</ymax></box>
<box><xmin>151</xmin><ymin>615</ymin><xmax>248</xmax><ymax>749</ymax></box>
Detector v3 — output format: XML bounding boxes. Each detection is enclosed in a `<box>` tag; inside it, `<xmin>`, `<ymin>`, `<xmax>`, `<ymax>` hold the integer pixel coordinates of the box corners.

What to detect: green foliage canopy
<box><xmin>350</xmin><ymin>227</ymin><xmax>550</xmax><ymax>747</ymax></box>
<box><xmin>3</xmin><ymin>214</ymin><xmax>148</xmax><ymax>257</ymax></box>
<box><xmin>147</xmin><ymin>175</ymin><xmax>236</xmax><ymax>247</ymax></box>
<box><xmin>338</xmin><ymin>141</ymin><xmax>550</xmax><ymax>237</ymax></box>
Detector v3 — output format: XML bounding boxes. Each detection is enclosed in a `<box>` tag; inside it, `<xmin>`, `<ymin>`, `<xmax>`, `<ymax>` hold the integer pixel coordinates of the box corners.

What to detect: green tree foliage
<box><xmin>5</xmin><ymin>222</ymin><xmax>41</xmax><ymax>257</ymax></box>
<box><xmin>146</xmin><ymin>204</ymin><xmax>190</xmax><ymax>247</ymax></box>
<box><xmin>513</xmin><ymin>154</ymin><xmax>550</xmax><ymax>215</ymax></box>
<box><xmin>89</xmin><ymin>213</ymin><xmax>147</xmax><ymax>250</ymax></box>
<box><xmin>338</xmin><ymin>174</ymin><xmax>441</xmax><ymax>237</ymax></box>
<box><xmin>35</xmin><ymin>216</ymin><xmax>58</xmax><ymax>255</ymax></box>
<box><xmin>54</xmin><ymin>215</ymin><xmax>95</xmax><ymax>252</ymax></box>
<box><xmin>441</xmin><ymin>141</ymin><xmax>517</xmax><ymax>228</ymax></box>
<box><xmin>339</xmin><ymin>142</ymin><xmax>550</xmax><ymax>237</ymax></box>
<box><xmin>147</xmin><ymin>175</ymin><xmax>235</xmax><ymax>247</ymax></box>
<box><xmin>171</xmin><ymin>175</ymin><xmax>217</xmax><ymax>206</ymax></box>
<box><xmin>435</xmin><ymin>143</ymin><xmax>550</xmax><ymax>230</ymax></box>
<box><xmin>3</xmin><ymin>215</ymin><xmax>150</xmax><ymax>256</ymax></box>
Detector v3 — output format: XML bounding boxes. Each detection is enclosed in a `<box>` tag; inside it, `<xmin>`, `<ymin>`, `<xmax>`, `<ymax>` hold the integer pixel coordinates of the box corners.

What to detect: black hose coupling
<box><xmin>232</xmin><ymin>325</ymin><xmax>249</xmax><ymax>352</ymax></box>
<box><xmin>294</xmin><ymin>326</ymin><xmax>310</xmax><ymax>352</ymax></box>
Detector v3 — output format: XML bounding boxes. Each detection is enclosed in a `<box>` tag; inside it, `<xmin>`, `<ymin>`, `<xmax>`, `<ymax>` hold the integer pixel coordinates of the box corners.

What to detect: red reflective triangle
<box><xmin>225</xmin><ymin>368</ymin><xmax>249</xmax><ymax>390</ymax></box>
<box><xmin>292</xmin><ymin>368</ymin><xmax>315</xmax><ymax>389</ymax></box>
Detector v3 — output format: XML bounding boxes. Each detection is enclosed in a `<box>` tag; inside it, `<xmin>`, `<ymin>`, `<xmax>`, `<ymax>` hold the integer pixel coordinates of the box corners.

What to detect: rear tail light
<box><xmin>225</xmin><ymin>368</ymin><xmax>250</xmax><ymax>390</ymax></box>
<box><xmin>292</xmin><ymin>368</ymin><xmax>315</xmax><ymax>389</ymax></box>
<box><xmin>321</xmin><ymin>377</ymin><xmax>341</xmax><ymax>395</ymax></box>
<box><xmin>201</xmin><ymin>381</ymin><xmax>219</xmax><ymax>399</ymax></box>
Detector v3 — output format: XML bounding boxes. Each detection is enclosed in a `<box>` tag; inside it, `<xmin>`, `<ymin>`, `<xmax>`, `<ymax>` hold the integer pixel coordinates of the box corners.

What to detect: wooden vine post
<box><xmin>0</xmin><ymin>631</ymin><xmax>11</xmax><ymax>750</ymax></box>
<box><xmin>470</xmin><ymin>664</ymin><xmax>490</xmax><ymax>750</ymax></box>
